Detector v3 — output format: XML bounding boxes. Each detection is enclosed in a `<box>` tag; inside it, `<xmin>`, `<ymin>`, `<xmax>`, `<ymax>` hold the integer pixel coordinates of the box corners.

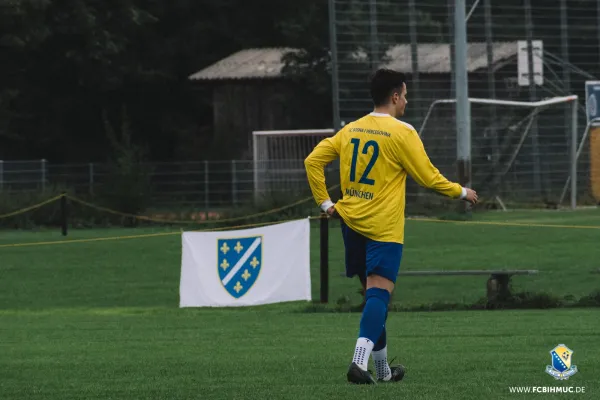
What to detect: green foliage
<box><xmin>489</xmin><ymin>291</ymin><xmax>565</xmax><ymax>310</ymax></box>
<box><xmin>0</xmin><ymin>0</ymin><xmax>345</xmax><ymax>161</ymax></box>
<box><xmin>575</xmin><ymin>290</ymin><xmax>600</xmax><ymax>307</ymax></box>
<box><xmin>99</xmin><ymin>107</ymin><xmax>152</xmax><ymax>219</ymax></box>
<box><xmin>279</xmin><ymin>0</ymin><xmax>330</xmax><ymax>94</ymax></box>
<box><xmin>2</xmin><ymin>0</ymin><xmax>600</xmax><ymax>164</ymax></box>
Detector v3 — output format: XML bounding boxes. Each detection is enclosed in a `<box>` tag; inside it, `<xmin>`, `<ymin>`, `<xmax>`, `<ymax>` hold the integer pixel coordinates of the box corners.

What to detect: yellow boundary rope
<box><xmin>0</xmin><ymin>189</ymin><xmax>599</xmax><ymax>250</ymax></box>
<box><xmin>65</xmin><ymin>185</ymin><xmax>340</xmax><ymax>225</ymax></box>
<box><xmin>2</xmin><ymin>213</ymin><xmax>600</xmax><ymax>250</ymax></box>
<box><xmin>0</xmin><ymin>231</ymin><xmax>179</xmax><ymax>248</ymax></box>
<box><xmin>0</xmin><ymin>195</ymin><xmax>63</xmax><ymax>219</ymax></box>
<box><xmin>0</xmin><ymin>183</ymin><xmax>341</xmax><ymax>225</ymax></box>
<box><xmin>0</xmin><ymin>217</ymin><xmax>323</xmax><ymax>249</ymax></box>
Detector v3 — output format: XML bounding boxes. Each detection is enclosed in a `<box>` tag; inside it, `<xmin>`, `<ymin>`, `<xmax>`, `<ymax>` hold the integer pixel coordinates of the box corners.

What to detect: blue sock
<box><xmin>358</xmin><ymin>288</ymin><xmax>390</xmax><ymax>343</ymax></box>
<box><xmin>373</xmin><ymin>308</ymin><xmax>388</xmax><ymax>351</ymax></box>
<box><xmin>372</xmin><ymin>309</ymin><xmax>391</xmax><ymax>379</ymax></box>
<box><xmin>373</xmin><ymin>326</ymin><xmax>387</xmax><ymax>351</ymax></box>
<box><xmin>352</xmin><ymin>288</ymin><xmax>390</xmax><ymax>369</ymax></box>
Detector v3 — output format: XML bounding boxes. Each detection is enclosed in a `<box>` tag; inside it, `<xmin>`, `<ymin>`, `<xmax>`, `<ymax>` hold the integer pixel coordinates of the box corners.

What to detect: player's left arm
<box><xmin>304</xmin><ymin>133</ymin><xmax>342</xmax><ymax>212</ymax></box>
<box><xmin>396</xmin><ymin>129</ymin><xmax>466</xmax><ymax>199</ymax></box>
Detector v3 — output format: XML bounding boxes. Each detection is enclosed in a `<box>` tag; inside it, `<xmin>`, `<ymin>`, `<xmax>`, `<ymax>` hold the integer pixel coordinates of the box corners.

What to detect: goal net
<box><xmin>252</xmin><ymin>129</ymin><xmax>339</xmax><ymax>202</ymax></box>
<box><xmin>413</xmin><ymin>95</ymin><xmax>581</xmax><ymax>212</ymax></box>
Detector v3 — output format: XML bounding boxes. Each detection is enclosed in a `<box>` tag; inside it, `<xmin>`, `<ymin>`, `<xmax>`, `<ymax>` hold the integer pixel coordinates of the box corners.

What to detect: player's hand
<box><xmin>326</xmin><ymin>205</ymin><xmax>339</xmax><ymax>218</ymax></box>
<box><xmin>463</xmin><ymin>188</ymin><xmax>478</xmax><ymax>205</ymax></box>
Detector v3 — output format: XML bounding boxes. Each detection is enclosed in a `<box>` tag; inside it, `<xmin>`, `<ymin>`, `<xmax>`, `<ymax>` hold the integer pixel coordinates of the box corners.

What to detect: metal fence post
<box><xmin>61</xmin><ymin>194</ymin><xmax>68</xmax><ymax>236</ymax></box>
<box><xmin>560</xmin><ymin>0</ymin><xmax>571</xmax><ymax>152</ymax></box>
<box><xmin>328</xmin><ymin>0</ymin><xmax>341</xmax><ymax>131</ymax></box>
<box><xmin>89</xmin><ymin>163</ymin><xmax>94</xmax><ymax>194</ymax></box>
<box><xmin>597</xmin><ymin>0</ymin><xmax>600</xmax><ymax>72</ymax></box>
<box><xmin>231</xmin><ymin>160</ymin><xmax>237</xmax><ymax>206</ymax></box>
<box><xmin>369</xmin><ymin>0</ymin><xmax>379</xmax><ymax>69</ymax></box>
<box><xmin>253</xmin><ymin>136</ymin><xmax>259</xmax><ymax>204</ymax></box>
<box><xmin>408</xmin><ymin>0</ymin><xmax>420</xmax><ymax>122</ymax></box>
<box><xmin>41</xmin><ymin>159</ymin><xmax>47</xmax><ymax>191</ymax></box>
<box><xmin>524</xmin><ymin>0</ymin><xmax>541</xmax><ymax>195</ymax></box>
<box><xmin>320</xmin><ymin>213</ymin><xmax>329</xmax><ymax>303</ymax></box>
<box><xmin>448</xmin><ymin>1</ymin><xmax>456</xmax><ymax>99</ymax></box>
<box><xmin>455</xmin><ymin>0</ymin><xmax>472</xmax><ymax>202</ymax></box>
<box><xmin>571</xmin><ymin>98</ymin><xmax>578</xmax><ymax>209</ymax></box>
<box><xmin>484</xmin><ymin>0</ymin><xmax>498</xmax><ymax>164</ymax></box>
<box><xmin>204</xmin><ymin>160</ymin><xmax>209</xmax><ymax>210</ymax></box>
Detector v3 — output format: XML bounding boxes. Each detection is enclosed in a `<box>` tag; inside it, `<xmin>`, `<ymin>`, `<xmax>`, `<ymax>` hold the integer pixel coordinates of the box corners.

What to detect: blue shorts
<box><xmin>340</xmin><ymin>220</ymin><xmax>403</xmax><ymax>284</ymax></box>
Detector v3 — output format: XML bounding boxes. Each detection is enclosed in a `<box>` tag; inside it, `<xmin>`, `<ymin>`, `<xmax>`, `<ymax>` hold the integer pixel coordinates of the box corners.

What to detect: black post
<box><xmin>61</xmin><ymin>194</ymin><xmax>68</xmax><ymax>236</ymax></box>
<box><xmin>319</xmin><ymin>213</ymin><xmax>329</xmax><ymax>303</ymax></box>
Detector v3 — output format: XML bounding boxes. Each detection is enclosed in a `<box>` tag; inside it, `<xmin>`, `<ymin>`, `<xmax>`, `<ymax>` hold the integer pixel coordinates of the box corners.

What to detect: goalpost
<box><xmin>415</xmin><ymin>95</ymin><xmax>579</xmax><ymax>210</ymax></box>
<box><xmin>252</xmin><ymin>129</ymin><xmax>336</xmax><ymax>202</ymax></box>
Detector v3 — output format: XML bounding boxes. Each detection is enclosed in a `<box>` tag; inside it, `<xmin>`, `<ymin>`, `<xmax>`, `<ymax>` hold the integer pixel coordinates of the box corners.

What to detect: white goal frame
<box><xmin>252</xmin><ymin>129</ymin><xmax>335</xmax><ymax>202</ymax></box>
<box><xmin>417</xmin><ymin>95</ymin><xmax>579</xmax><ymax>209</ymax></box>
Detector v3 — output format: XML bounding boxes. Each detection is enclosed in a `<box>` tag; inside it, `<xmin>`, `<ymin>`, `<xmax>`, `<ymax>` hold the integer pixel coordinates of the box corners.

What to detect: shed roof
<box><xmin>189</xmin><ymin>42</ymin><xmax>518</xmax><ymax>81</ymax></box>
<box><xmin>380</xmin><ymin>41</ymin><xmax>518</xmax><ymax>73</ymax></box>
<box><xmin>189</xmin><ymin>48</ymin><xmax>298</xmax><ymax>81</ymax></box>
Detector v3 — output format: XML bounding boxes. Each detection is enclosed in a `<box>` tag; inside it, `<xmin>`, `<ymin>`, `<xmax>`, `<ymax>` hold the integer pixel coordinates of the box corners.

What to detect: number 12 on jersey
<box><xmin>349</xmin><ymin>138</ymin><xmax>379</xmax><ymax>185</ymax></box>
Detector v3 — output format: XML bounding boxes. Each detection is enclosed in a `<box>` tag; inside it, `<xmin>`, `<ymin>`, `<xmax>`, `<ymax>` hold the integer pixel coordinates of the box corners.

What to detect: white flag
<box><xmin>179</xmin><ymin>218</ymin><xmax>311</xmax><ymax>307</ymax></box>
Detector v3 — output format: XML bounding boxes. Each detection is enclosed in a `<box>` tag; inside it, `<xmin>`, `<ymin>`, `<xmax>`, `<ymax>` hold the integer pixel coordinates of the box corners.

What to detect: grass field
<box><xmin>1</xmin><ymin>209</ymin><xmax>599</xmax><ymax>399</ymax></box>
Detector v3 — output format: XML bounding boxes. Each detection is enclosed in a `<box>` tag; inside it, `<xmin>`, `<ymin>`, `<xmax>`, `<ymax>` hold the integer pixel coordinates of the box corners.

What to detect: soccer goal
<box><xmin>413</xmin><ymin>95</ymin><xmax>580</xmax><ymax>210</ymax></box>
<box><xmin>252</xmin><ymin>129</ymin><xmax>337</xmax><ymax>202</ymax></box>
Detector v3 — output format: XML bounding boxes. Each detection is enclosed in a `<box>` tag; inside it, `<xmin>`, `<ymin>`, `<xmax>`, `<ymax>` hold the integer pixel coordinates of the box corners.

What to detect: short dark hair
<box><xmin>369</xmin><ymin>69</ymin><xmax>406</xmax><ymax>106</ymax></box>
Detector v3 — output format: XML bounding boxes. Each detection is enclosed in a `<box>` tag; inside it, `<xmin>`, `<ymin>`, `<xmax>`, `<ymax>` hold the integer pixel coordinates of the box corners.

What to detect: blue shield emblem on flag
<box><xmin>217</xmin><ymin>236</ymin><xmax>262</xmax><ymax>298</ymax></box>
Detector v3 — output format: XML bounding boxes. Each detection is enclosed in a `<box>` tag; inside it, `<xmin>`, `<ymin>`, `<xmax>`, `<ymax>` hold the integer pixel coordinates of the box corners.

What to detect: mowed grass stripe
<box><xmin>0</xmin><ymin>309</ymin><xmax>598</xmax><ymax>399</ymax></box>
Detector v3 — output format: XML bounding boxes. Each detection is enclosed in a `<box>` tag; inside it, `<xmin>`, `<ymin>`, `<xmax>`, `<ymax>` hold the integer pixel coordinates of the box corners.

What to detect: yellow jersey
<box><xmin>304</xmin><ymin>112</ymin><xmax>464</xmax><ymax>244</ymax></box>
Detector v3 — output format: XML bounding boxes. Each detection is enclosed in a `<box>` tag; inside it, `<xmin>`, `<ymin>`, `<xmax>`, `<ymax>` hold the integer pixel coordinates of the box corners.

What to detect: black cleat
<box><xmin>378</xmin><ymin>358</ymin><xmax>406</xmax><ymax>382</ymax></box>
<box><xmin>347</xmin><ymin>362</ymin><xmax>377</xmax><ymax>385</ymax></box>
<box><xmin>388</xmin><ymin>364</ymin><xmax>406</xmax><ymax>382</ymax></box>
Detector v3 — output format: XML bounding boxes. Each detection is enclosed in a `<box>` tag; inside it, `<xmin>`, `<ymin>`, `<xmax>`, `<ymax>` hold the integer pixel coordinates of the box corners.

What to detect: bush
<box><xmin>99</xmin><ymin>107</ymin><xmax>153</xmax><ymax>221</ymax></box>
<box><xmin>484</xmin><ymin>291</ymin><xmax>565</xmax><ymax>310</ymax></box>
<box><xmin>575</xmin><ymin>290</ymin><xmax>600</xmax><ymax>307</ymax></box>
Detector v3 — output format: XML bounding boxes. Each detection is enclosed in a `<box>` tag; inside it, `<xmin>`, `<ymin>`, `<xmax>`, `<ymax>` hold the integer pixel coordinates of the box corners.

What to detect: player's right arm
<box><xmin>304</xmin><ymin>132</ymin><xmax>343</xmax><ymax>212</ymax></box>
<box><xmin>397</xmin><ymin>129</ymin><xmax>467</xmax><ymax>199</ymax></box>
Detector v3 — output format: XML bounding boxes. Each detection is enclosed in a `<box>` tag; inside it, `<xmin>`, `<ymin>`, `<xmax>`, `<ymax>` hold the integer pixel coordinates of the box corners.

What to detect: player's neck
<box><xmin>372</xmin><ymin>105</ymin><xmax>396</xmax><ymax>118</ymax></box>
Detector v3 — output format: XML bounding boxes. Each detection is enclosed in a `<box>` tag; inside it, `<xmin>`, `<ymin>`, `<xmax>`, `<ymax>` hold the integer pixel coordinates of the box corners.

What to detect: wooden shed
<box><xmin>189</xmin><ymin>48</ymin><xmax>330</xmax><ymax>160</ymax></box>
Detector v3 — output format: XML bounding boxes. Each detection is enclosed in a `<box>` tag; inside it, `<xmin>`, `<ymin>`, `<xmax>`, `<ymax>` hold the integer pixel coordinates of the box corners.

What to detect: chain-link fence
<box><xmin>330</xmin><ymin>0</ymin><xmax>600</xmax><ymax>209</ymax></box>
<box><xmin>0</xmin><ymin>159</ymin><xmax>324</xmax><ymax>209</ymax></box>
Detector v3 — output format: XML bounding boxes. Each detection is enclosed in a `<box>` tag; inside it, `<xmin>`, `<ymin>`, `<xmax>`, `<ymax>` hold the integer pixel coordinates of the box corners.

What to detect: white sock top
<box><xmin>352</xmin><ymin>337</ymin><xmax>374</xmax><ymax>371</ymax></box>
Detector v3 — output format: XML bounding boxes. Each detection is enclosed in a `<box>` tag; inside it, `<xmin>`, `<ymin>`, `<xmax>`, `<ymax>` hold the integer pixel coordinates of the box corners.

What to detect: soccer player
<box><xmin>304</xmin><ymin>69</ymin><xmax>478</xmax><ymax>384</ymax></box>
